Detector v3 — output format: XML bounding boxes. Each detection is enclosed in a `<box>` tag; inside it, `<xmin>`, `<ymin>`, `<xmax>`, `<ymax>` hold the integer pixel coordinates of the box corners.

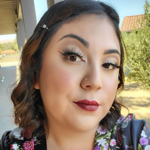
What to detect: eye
<box><xmin>66</xmin><ymin>55</ymin><xmax>82</xmax><ymax>62</ymax></box>
<box><xmin>59</xmin><ymin>48</ymin><xmax>85</xmax><ymax>62</ymax></box>
<box><xmin>102</xmin><ymin>63</ymin><xmax>120</xmax><ymax>70</ymax></box>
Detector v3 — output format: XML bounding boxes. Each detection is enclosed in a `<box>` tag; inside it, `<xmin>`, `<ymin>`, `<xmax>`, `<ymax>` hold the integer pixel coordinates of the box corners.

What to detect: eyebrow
<box><xmin>59</xmin><ymin>34</ymin><xmax>120</xmax><ymax>56</ymax></box>
<box><xmin>104</xmin><ymin>49</ymin><xmax>120</xmax><ymax>56</ymax></box>
<box><xmin>59</xmin><ymin>34</ymin><xmax>89</xmax><ymax>48</ymax></box>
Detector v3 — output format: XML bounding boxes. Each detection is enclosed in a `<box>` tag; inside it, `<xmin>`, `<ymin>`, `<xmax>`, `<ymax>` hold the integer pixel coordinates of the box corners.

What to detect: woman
<box><xmin>0</xmin><ymin>0</ymin><xmax>150</xmax><ymax>150</ymax></box>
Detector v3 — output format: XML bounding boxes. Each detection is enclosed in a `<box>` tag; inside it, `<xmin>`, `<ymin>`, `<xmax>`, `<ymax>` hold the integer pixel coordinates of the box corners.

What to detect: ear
<box><xmin>34</xmin><ymin>82</ymin><xmax>40</xmax><ymax>89</ymax></box>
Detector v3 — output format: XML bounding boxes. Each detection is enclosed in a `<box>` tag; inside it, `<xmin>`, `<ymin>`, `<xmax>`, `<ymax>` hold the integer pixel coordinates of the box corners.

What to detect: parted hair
<box><xmin>11</xmin><ymin>0</ymin><xmax>124</xmax><ymax>135</ymax></box>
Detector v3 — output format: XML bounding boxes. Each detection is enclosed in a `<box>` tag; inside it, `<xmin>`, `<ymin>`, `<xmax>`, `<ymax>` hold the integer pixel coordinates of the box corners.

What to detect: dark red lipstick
<box><xmin>73</xmin><ymin>100</ymin><xmax>99</xmax><ymax>111</ymax></box>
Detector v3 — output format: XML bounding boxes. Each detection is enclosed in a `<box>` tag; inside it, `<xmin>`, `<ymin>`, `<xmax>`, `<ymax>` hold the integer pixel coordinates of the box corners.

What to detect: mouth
<box><xmin>73</xmin><ymin>99</ymin><xmax>99</xmax><ymax>111</ymax></box>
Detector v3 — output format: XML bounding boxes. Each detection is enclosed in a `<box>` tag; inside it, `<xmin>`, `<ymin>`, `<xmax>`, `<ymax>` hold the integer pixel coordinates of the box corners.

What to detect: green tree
<box><xmin>122</xmin><ymin>0</ymin><xmax>150</xmax><ymax>90</ymax></box>
<box><xmin>0</xmin><ymin>38</ymin><xmax>18</xmax><ymax>53</ymax></box>
<box><xmin>13</xmin><ymin>38</ymin><xmax>19</xmax><ymax>52</ymax></box>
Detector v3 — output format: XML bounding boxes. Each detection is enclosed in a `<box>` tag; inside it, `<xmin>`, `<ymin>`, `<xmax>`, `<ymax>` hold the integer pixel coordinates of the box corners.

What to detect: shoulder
<box><xmin>0</xmin><ymin>130</ymin><xmax>11</xmax><ymax>150</ymax></box>
<box><xmin>117</xmin><ymin>113</ymin><xmax>146</xmax><ymax>130</ymax></box>
<box><xmin>0</xmin><ymin>127</ymin><xmax>46</xmax><ymax>150</ymax></box>
<box><xmin>117</xmin><ymin>114</ymin><xmax>146</xmax><ymax>132</ymax></box>
<box><xmin>116</xmin><ymin>114</ymin><xmax>150</xmax><ymax>150</ymax></box>
<box><xmin>0</xmin><ymin>128</ymin><xmax>23</xmax><ymax>150</ymax></box>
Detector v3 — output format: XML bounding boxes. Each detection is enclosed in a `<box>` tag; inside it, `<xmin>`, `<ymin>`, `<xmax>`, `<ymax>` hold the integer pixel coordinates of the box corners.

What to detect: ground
<box><xmin>118</xmin><ymin>82</ymin><xmax>150</xmax><ymax>124</ymax></box>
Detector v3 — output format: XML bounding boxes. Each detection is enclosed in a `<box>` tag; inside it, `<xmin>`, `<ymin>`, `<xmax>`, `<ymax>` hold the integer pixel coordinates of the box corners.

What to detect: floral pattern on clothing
<box><xmin>139</xmin><ymin>126</ymin><xmax>150</xmax><ymax>149</ymax></box>
<box><xmin>94</xmin><ymin>125</ymin><xmax>111</xmax><ymax>150</ymax></box>
<box><xmin>94</xmin><ymin>114</ymin><xmax>150</xmax><ymax>150</ymax></box>
<box><xmin>23</xmin><ymin>139</ymin><xmax>34</xmax><ymax>150</ymax></box>
<box><xmin>10</xmin><ymin>144</ymin><xmax>18</xmax><ymax>150</ymax></box>
<box><xmin>109</xmin><ymin>139</ymin><xmax>116</xmax><ymax>146</ymax></box>
<box><xmin>22</xmin><ymin>128</ymin><xmax>32</xmax><ymax>139</ymax></box>
<box><xmin>1</xmin><ymin>114</ymin><xmax>150</xmax><ymax>150</ymax></box>
<box><xmin>8</xmin><ymin>128</ymin><xmax>41</xmax><ymax>150</ymax></box>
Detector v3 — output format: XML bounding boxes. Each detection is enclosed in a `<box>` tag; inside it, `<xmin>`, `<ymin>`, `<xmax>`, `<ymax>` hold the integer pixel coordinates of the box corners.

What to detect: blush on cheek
<box><xmin>104</xmin><ymin>74</ymin><xmax>118</xmax><ymax>89</ymax></box>
<box><xmin>39</xmin><ymin>66</ymin><xmax>75</xmax><ymax>113</ymax></box>
<box><xmin>104</xmin><ymin>76</ymin><xmax>118</xmax><ymax>103</ymax></box>
<box><xmin>55</xmin><ymin>68</ymin><xmax>75</xmax><ymax>89</ymax></box>
<box><xmin>41</xmin><ymin>65</ymin><xmax>75</xmax><ymax>94</ymax></box>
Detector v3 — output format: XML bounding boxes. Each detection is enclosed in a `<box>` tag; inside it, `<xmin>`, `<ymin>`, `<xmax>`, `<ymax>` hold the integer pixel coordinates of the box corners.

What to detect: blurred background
<box><xmin>0</xmin><ymin>0</ymin><xmax>149</xmax><ymax>137</ymax></box>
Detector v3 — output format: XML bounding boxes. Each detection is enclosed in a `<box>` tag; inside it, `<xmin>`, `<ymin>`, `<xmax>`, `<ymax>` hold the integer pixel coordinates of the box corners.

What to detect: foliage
<box><xmin>122</xmin><ymin>0</ymin><xmax>150</xmax><ymax>90</ymax></box>
<box><xmin>0</xmin><ymin>38</ymin><xmax>18</xmax><ymax>53</ymax></box>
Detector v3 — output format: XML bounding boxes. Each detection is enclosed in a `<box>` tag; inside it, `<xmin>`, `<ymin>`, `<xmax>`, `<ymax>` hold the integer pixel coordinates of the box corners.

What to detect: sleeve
<box><xmin>138</xmin><ymin>123</ymin><xmax>150</xmax><ymax>150</ymax></box>
<box><xmin>120</xmin><ymin>114</ymin><xmax>150</xmax><ymax>150</ymax></box>
<box><xmin>0</xmin><ymin>131</ymin><xmax>11</xmax><ymax>150</ymax></box>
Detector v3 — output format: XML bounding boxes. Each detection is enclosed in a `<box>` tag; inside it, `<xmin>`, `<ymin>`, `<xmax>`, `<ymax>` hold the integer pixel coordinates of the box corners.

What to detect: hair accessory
<box><xmin>42</xmin><ymin>24</ymin><xmax>48</xmax><ymax>29</ymax></box>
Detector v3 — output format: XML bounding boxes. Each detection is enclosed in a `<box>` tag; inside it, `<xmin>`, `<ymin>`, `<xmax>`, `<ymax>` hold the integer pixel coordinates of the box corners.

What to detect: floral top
<box><xmin>0</xmin><ymin>114</ymin><xmax>150</xmax><ymax>150</ymax></box>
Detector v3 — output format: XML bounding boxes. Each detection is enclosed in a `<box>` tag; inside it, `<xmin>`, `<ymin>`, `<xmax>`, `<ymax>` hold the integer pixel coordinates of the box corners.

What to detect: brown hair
<box><xmin>11</xmin><ymin>0</ymin><xmax>125</xmax><ymax>135</ymax></box>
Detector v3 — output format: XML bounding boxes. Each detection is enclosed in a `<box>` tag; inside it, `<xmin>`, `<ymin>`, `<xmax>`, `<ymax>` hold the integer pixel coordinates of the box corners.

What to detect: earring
<box><xmin>111</xmin><ymin>106</ymin><xmax>115</xmax><ymax>110</ymax></box>
<box><xmin>108</xmin><ymin>106</ymin><xmax>115</xmax><ymax>114</ymax></box>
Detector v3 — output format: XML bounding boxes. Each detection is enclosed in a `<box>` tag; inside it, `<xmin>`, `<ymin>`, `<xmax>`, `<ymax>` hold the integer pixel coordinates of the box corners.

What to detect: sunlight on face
<box><xmin>34</xmin><ymin>15</ymin><xmax>120</xmax><ymax>132</ymax></box>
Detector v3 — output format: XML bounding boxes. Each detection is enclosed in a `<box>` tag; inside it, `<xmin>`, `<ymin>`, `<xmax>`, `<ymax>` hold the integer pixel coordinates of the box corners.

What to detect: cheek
<box><xmin>39</xmin><ymin>63</ymin><xmax>76</xmax><ymax>101</ymax></box>
<box><xmin>102</xmin><ymin>73</ymin><xmax>119</xmax><ymax>104</ymax></box>
<box><xmin>107</xmin><ymin>76</ymin><xmax>118</xmax><ymax>92</ymax></box>
<box><xmin>105</xmin><ymin>70</ymin><xmax>119</xmax><ymax>90</ymax></box>
<box><xmin>39</xmin><ymin>62</ymin><xmax>81</xmax><ymax>119</ymax></box>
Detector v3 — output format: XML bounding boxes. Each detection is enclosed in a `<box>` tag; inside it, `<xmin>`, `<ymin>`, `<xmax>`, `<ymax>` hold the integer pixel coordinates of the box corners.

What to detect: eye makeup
<box><xmin>102</xmin><ymin>62</ymin><xmax>120</xmax><ymax>70</ymax></box>
<box><xmin>59</xmin><ymin>45</ymin><xmax>120</xmax><ymax>69</ymax></box>
<box><xmin>102</xmin><ymin>57</ymin><xmax>120</xmax><ymax>70</ymax></box>
<box><xmin>59</xmin><ymin>47</ymin><xmax>85</xmax><ymax>61</ymax></box>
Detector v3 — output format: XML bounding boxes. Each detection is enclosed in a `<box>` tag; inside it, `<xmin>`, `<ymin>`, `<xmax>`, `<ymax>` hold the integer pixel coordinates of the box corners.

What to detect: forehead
<box><xmin>47</xmin><ymin>14</ymin><xmax>120</xmax><ymax>52</ymax></box>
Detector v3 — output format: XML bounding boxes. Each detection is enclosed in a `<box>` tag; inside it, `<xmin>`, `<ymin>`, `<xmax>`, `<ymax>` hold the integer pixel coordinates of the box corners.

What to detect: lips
<box><xmin>73</xmin><ymin>100</ymin><xmax>99</xmax><ymax>111</ymax></box>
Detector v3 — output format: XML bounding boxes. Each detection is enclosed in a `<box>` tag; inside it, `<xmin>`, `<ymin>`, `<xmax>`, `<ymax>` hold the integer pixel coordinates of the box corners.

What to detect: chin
<box><xmin>69</xmin><ymin>117</ymin><xmax>101</xmax><ymax>132</ymax></box>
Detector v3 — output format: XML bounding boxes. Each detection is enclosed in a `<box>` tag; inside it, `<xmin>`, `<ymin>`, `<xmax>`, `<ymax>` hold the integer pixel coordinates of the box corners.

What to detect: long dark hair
<box><xmin>11</xmin><ymin>0</ymin><xmax>124</xmax><ymax>135</ymax></box>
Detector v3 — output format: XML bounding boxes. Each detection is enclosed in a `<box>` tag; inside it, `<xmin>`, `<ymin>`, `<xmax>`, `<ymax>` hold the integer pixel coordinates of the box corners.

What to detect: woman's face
<box><xmin>35</xmin><ymin>15</ymin><xmax>120</xmax><ymax>132</ymax></box>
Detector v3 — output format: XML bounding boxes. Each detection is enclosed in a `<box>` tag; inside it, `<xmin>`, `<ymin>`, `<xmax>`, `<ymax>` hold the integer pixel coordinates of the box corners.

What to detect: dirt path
<box><xmin>118</xmin><ymin>82</ymin><xmax>150</xmax><ymax>124</ymax></box>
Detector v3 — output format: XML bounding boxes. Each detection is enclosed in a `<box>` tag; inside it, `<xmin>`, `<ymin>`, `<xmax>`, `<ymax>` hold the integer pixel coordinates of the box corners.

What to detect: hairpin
<box><xmin>42</xmin><ymin>24</ymin><xmax>48</xmax><ymax>29</ymax></box>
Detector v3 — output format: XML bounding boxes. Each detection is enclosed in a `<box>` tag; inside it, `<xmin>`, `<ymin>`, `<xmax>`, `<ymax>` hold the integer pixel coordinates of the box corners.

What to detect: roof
<box><xmin>121</xmin><ymin>15</ymin><xmax>144</xmax><ymax>32</ymax></box>
<box><xmin>0</xmin><ymin>0</ymin><xmax>21</xmax><ymax>35</ymax></box>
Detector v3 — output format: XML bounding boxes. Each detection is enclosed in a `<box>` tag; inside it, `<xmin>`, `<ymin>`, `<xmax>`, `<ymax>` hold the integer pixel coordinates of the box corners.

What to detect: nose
<box><xmin>80</xmin><ymin>66</ymin><xmax>103</xmax><ymax>91</ymax></box>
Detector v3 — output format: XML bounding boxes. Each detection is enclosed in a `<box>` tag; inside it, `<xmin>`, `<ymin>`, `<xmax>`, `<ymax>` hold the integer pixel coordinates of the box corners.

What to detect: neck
<box><xmin>45</xmin><ymin>121</ymin><xmax>98</xmax><ymax>150</ymax></box>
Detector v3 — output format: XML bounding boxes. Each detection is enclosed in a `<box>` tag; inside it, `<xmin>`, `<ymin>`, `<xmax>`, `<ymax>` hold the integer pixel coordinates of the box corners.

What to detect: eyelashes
<box><xmin>60</xmin><ymin>48</ymin><xmax>84</xmax><ymax>58</ymax></box>
<box><xmin>102</xmin><ymin>63</ymin><xmax>120</xmax><ymax>70</ymax></box>
<box><xmin>59</xmin><ymin>47</ymin><xmax>120</xmax><ymax>70</ymax></box>
<box><xmin>59</xmin><ymin>48</ymin><xmax>84</xmax><ymax>62</ymax></box>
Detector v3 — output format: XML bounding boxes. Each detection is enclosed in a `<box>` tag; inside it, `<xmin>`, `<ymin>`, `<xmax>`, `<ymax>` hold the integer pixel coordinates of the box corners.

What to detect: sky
<box><xmin>0</xmin><ymin>0</ymin><xmax>149</xmax><ymax>40</ymax></box>
<box><xmin>98</xmin><ymin>0</ymin><xmax>150</xmax><ymax>28</ymax></box>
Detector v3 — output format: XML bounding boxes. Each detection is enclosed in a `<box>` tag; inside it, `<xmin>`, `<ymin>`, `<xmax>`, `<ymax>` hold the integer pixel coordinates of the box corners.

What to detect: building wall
<box><xmin>17</xmin><ymin>0</ymin><xmax>37</xmax><ymax>51</ymax></box>
<box><xmin>20</xmin><ymin>0</ymin><xmax>37</xmax><ymax>40</ymax></box>
<box><xmin>17</xmin><ymin>0</ymin><xmax>63</xmax><ymax>51</ymax></box>
<box><xmin>17</xmin><ymin>20</ymin><xmax>26</xmax><ymax>51</ymax></box>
